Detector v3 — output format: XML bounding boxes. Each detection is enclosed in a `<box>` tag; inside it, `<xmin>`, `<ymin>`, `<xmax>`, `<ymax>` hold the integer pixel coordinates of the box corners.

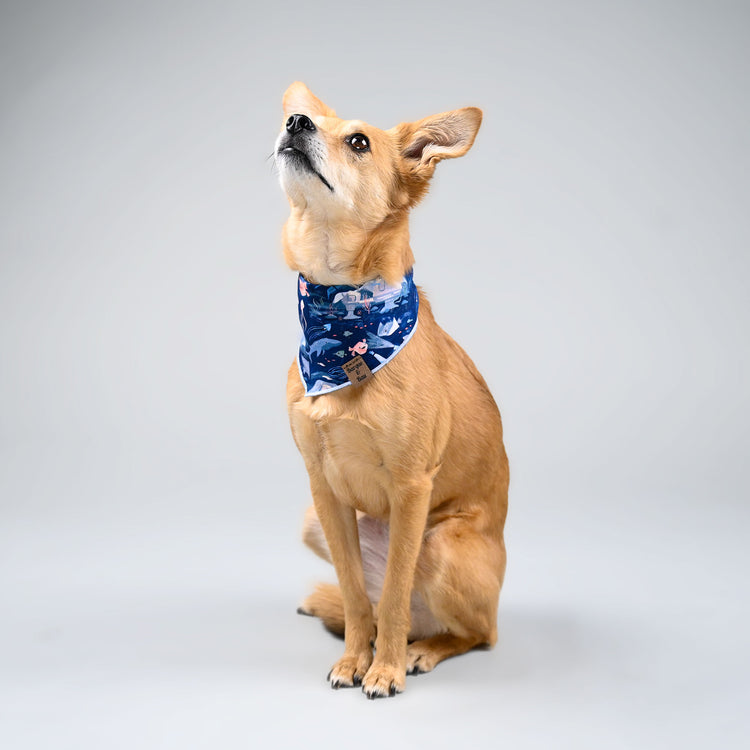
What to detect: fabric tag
<box><xmin>341</xmin><ymin>355</ymin><xmax>374</xmax><ymax>386</ymax></box>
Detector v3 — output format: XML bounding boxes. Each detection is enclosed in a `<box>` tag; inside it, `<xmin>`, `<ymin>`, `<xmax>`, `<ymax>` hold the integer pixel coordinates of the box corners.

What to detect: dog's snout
<box><xmin>286</xmin><ymin>114</ymin><xmax>316</xmax><ymax>135</ymax></box>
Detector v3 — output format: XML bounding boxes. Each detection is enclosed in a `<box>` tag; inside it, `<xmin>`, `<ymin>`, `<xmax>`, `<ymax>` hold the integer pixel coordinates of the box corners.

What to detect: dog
<box><xmin>274</xmin><ymin>82</ymin><xmax>509</xmax><ymax>698</ymax></box>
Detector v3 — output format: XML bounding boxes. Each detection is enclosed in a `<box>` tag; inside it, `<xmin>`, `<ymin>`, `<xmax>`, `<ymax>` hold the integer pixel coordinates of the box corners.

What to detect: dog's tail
<box><xmin>298</xmin><ymin>583</ymin><xmax>347</xmax><ymax>636</ymax></box>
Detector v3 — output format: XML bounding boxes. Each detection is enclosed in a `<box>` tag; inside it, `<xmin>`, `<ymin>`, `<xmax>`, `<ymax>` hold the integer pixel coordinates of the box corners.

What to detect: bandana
<box><xmin>297</xmin><ymin>270</ymin><xmax>419</xmax><ymax>396</ymax></box>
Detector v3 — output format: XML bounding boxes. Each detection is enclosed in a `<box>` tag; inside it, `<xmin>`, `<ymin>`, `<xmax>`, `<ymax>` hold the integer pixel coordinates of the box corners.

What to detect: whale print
<box><xmin>308</xmin><ymin>337</ymin><xmax>343</xmax><ymax>357</ymax></box>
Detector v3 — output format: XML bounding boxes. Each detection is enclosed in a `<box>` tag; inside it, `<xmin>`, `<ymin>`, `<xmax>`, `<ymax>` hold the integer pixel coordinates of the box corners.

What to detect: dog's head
<box><xmin>275</xmin><ymin>82</ymin><xmax>482</xmax><ymax>284</ymax></box>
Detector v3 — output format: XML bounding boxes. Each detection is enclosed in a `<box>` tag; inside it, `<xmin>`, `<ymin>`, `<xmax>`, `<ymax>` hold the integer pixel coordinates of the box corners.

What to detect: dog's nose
<box><xmin>286</xmin><ymin>114</ymin><xmax>316</xmax><ymax>135</ymax></box>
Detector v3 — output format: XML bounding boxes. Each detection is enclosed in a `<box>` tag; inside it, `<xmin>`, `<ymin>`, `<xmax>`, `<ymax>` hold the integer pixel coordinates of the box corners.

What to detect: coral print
<box><xmin>297</xmin><ymin>270</ymin><xmax>419</xmax><ymax>395</ymax></box>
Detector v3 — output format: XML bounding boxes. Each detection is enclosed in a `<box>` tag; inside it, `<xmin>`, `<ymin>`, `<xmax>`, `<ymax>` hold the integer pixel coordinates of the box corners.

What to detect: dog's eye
<box><xmin>347</xmin><ymin>133</ymin><xmax>370</xmax><ymax>153</ymax></box>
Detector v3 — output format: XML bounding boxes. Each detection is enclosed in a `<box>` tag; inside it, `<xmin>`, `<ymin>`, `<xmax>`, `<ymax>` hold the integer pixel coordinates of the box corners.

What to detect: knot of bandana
<box><xmin>297</xmin><ymin>270</ymin><xmax>419</xmax><ymax>396</ymax></box>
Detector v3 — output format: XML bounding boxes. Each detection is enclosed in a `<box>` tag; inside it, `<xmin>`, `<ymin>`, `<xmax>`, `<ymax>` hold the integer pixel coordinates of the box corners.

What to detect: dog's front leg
<box><xmin>309</xmin><ymin>469</ymin><xmax>375</xmax><ymax>688</ymax></box>
<box><xmin>362</xmin><ymin>476</ymin><xmax>432</xmax><ymax>698</ymax></box>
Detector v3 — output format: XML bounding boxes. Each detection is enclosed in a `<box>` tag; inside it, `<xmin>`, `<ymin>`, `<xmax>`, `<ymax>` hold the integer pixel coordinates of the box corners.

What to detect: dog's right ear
<box><xmin>282</xmin><ymin>82</ymin><xmax>336</xmax><ymax>118</ymax></box>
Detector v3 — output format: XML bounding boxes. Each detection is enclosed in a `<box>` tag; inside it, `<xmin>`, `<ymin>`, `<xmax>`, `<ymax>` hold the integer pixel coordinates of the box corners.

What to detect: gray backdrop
<box><xmin>1</xmin><ymin>1</ymin><xmax>748</xmax><ymax>747</ymax></box>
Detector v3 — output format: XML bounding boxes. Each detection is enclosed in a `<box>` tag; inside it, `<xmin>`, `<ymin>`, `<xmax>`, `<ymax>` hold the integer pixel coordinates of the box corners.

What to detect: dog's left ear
<box><xmin>393</xmin><ymin>107</ymin><xmax>482</xmax><ymax>178</ymax></box>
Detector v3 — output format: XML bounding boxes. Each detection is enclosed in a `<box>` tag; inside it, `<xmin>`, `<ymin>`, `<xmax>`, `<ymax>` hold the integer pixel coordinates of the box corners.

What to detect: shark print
<box><xmin>377</xmin><ymin>317</ymin><xmax>401</xmax><ymax>337</ymax></box>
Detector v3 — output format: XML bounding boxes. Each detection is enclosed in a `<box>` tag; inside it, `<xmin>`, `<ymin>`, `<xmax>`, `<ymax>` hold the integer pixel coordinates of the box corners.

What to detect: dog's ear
<box><xmin>282</xmin><ymin>82</ymin><xmax>336</xmax><ymax>118</ymax></box>
<box><xmin>392</xmin><ymin>108</ymin><xmax>482</xmax><ymax>200</ymax></box>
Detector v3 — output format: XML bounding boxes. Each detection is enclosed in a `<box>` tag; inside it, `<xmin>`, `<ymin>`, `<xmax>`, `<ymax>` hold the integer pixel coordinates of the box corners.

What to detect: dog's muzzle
<box><xmin>276</xmin><ymin>116</ymin><xmax>334</xmax><ymax>193</ymax></box>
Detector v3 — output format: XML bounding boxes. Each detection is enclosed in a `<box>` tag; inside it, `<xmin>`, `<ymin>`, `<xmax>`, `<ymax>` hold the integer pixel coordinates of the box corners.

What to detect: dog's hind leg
<box><xmin>407</xmin><ymin>517</ymin><xmax>506</xmax><ymax>675</ymax></box>
<box><xmin>301</xmin><ymin>504</ymin><xmax>332</xmax><ymax>563</ymax></box>
<box><xmin>298</xmin><ymin>506</ymin><xmax>341</xmax><ymax>632</ymax></box>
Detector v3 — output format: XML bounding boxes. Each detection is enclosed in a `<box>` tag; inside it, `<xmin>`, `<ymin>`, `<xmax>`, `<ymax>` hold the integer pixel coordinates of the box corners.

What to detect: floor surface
<box><xmin>1</xmin><ymin>468</ymin><xmax>746</xmax><ymax>749</ymax></box>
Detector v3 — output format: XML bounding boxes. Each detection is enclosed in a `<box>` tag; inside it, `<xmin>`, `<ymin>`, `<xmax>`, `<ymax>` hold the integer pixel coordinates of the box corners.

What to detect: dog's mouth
<box><xmin>278</xmin><ymin>146</ymin><xmax>334</xmax><ymax>193</ymax></box>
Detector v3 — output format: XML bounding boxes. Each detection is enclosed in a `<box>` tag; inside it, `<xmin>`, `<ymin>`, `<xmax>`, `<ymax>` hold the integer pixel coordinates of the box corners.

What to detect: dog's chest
<box><xmin>292</xmin><ymin>398</ymin><xmax>393</xmax><ymax>518</ymax></box>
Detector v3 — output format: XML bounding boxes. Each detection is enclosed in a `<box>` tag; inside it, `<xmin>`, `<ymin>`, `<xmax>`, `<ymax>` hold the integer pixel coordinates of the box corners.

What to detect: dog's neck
<box><xmin>297</xmin><ymin>269</ymin><xmax>420</xmax><ymax>396</ymax></box>
<box><xmin>282</xmin><ymin>208</ymin><xmax>415</xmax><ymax>287</ymax></box>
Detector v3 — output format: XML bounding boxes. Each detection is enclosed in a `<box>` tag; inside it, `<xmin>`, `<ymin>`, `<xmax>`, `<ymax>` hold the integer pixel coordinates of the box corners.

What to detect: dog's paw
<box><xmin>327</xmin><ymin>652</ymin><xmax>373</xmax><ymax>690</ymax></box>
<box><xmin>406</xmin><ymin>642</ymin><xmax>439</xmax><ymax>675</ymax></box>
<box><xmin>361</xmin><ymin>663</ymin><xmax>406</xmax><ymax>699</ymax></box>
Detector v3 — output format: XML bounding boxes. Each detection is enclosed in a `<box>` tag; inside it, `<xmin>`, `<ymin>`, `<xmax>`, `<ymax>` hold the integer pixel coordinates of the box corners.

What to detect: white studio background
<box><xmin>1</xmin><ymin>1</ymin><xmax>748</xmax><ymax>748</ymax></box>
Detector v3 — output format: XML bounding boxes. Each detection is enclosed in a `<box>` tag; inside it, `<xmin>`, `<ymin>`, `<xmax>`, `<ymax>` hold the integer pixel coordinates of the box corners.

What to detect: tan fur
<box><xmin>299</xmin><ymin>583</ymin><xmax>348</xmax><ymax>637</ymax></box>
<box><xmin>275</xmin><ymin>83</ymin><xmax>508</xmax><ymax>698</ymax></box>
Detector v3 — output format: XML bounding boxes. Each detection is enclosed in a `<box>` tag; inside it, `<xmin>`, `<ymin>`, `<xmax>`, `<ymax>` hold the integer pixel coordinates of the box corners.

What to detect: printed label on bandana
<box><xmin>297</xmin><ymin>270</ymin><xmax>419</xmax><ymax>396</ymax></box>
<box><xmin>341</xmin><ymin>355</ymin><xmax>374</xmax><ymax>386</ymax></box>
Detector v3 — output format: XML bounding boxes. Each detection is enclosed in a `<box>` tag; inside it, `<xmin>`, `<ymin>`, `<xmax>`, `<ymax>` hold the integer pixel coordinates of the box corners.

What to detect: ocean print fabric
<box><xmin>297</xmin><ymin>270</ymin><xmax>419</xmax><ymax>396</ymax></box>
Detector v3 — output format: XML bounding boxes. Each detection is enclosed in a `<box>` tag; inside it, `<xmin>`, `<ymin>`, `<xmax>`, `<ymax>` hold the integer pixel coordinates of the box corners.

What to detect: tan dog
<box><xmin>275</xmin><ymin>82</ymin><xmax>509</xmax><ymax>698</ymax></box>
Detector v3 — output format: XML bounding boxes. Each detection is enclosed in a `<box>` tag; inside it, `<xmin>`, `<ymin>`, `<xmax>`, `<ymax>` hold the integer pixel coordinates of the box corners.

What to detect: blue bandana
<box><xmin>297</xmin><ymin>270</ymin><xmax>419</xmax><ymax>396</ymax></box>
